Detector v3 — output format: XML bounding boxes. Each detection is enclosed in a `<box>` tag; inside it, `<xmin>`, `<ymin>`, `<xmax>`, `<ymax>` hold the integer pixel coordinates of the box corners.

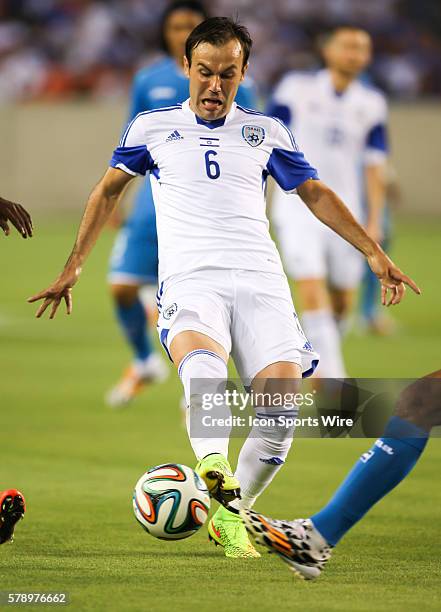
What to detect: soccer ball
<box><xmin>132</xmin><ymin>463</ymin><xmax>210</xmax><ymax>540</ymax></box>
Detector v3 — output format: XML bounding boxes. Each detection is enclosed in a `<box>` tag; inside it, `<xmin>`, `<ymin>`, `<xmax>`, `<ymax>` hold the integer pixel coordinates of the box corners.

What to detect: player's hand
<box><xmin>27</xmin><ymin>269</ymin><xmax>80</xmax><ymax>319</ymax></box>
<box><xmin>367</xmin><ymin>249</ymin><xmax>421</xmax><ymax>306</ymax></box>
<box><xmin>0</xmin><ymin>197</ymin><xmax>33</xmax><ymax>238</ymax></box>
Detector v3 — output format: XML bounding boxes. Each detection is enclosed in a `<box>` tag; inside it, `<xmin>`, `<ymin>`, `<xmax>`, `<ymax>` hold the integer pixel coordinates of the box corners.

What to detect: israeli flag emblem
<box><xmin>242</xmin><ymin>125</ymin><xmax>265</xmax><ymax>147</ymax></box>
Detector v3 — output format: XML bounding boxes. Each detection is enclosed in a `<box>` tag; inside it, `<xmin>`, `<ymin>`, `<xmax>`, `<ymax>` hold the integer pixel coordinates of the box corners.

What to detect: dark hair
<box><xmin>320</xmin><ymin>24</ymin><xmax>369</xmax><ymax>47</ymax></box>
<box><xmin>160</xmin><ymin>1</ymin><xmax>209</xmax><ymax>53</ymax></box>
<box><xmin>185</xmin><ymin>17</ymin><xmax>252</xmax><ymax>68</ymax></box>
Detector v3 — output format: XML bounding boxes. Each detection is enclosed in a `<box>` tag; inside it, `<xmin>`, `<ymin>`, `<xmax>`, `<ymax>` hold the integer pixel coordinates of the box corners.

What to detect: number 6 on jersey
<box><xmin>204</xmin><ymin>150</ymin><xmax>220</xmax><ymax>180</ymax></box>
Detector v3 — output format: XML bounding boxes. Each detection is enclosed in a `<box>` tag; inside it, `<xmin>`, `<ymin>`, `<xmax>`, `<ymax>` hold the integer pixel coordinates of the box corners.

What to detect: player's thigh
<box><xmin>231</xmin><ymin>271</ymin><xmax>319</xmax><ymax>383</ymax></box>
<box><xmin>157</xmin><ymin>270</ymin><xmax>232</xmax><ymax>365</ymax></box>
<box><xmin>326</xmin><ymin>233</ymin><xmax>364</xmax><ymax>291</ymax></box>
<box><xmin>108</xmin><ymin>224</ymin><xmax>158</xmax><ymax>287</ymax></box>
<box><xmin>110</xmin><ymin>283</ymin><xmax>140</xmax><ymax>306</ymax></box>
<box><xmin>170</xmin><ymin>331</ymin><xmax>228</xmax><ymax>367</ymax></box>
<box><xmin>329</xmin><ymin>287</ymin><xmax>357</xmax><ymax>318</ymax></box>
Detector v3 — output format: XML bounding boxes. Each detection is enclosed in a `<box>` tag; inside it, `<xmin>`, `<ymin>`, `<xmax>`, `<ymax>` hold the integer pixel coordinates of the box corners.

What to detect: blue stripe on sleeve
<box><xmin>266</xmin><ymin>102</ymin><xmax>292</xmax><ymax>128</ymax></box>
<box><xmin>366</xmin><ymin>123</ymin><xmax>389</xmax><ymax>153</ymax></box>
<box><xmin>266</xmin><ymin>148</ymin><xmax>318</xmax><ymax>191</ymax></box>
<box><xmin>110</xmin><ymin>145</ymin><xmax>155</xmax><ymax>176</ymax></box>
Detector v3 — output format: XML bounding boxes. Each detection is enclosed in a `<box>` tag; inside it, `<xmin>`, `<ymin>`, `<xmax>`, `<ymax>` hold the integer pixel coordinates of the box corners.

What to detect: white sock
<box><xmin>301</xmin><ymin>309</ymin><xmax>347</xmax><ymax>377</ymax></box>
<box><xmin>178</xmin><ymin>350</ymin><xmax>230</xmax><ymax>461</ymax></box>
<box><xmin>233</xmin><ymin>409</ymin><xmax>297</xmax><ymax>509</ymax></box>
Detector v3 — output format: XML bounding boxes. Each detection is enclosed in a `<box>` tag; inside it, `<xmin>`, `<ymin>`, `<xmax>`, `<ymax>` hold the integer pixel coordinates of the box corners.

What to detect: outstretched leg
<box><xmin>242</xmin><ymin>371</ymin><xmax>441</xmax><ymax>579</ymax></box>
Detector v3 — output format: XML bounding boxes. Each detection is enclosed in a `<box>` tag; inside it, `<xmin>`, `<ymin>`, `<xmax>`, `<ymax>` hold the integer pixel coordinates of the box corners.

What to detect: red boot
<box><xmin>0</xmin><ymin>489</ymin><xmax>26</xmax><ymax>544</ymax></box>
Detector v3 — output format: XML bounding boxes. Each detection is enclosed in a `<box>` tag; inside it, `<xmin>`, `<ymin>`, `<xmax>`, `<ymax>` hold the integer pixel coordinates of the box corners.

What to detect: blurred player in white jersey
<box><xmin>268</xmin><ymin>26</ymin><xmax>389</xmax><ymax>376</ymax></box>
<box><xmin>29</xmin><ymin>18</ymin><xmax>419</xmax><ymax>559</ymax></box>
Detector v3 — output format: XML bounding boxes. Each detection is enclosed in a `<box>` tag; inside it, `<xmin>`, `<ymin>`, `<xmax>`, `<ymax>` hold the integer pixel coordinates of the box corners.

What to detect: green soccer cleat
<box><xmin>208</xmin><ymin>505</ymin><xmax>260</xmax><ymax>558</ymax></box>
<box><xmin>195</xmin><ymin>453</ymin><xmax>241</xmax><ymax>508</ymax></box>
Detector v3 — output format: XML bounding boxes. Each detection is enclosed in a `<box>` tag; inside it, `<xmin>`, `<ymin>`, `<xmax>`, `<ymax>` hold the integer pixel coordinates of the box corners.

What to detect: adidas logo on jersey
<box><xmin>166</xmin><ymin>130</ymin><xmax>184</xmax><ymax>142</ymax></box>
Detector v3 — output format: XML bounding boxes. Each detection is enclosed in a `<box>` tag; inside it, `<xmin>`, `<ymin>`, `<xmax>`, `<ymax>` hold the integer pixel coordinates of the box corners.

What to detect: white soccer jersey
<box><xmin>110</xmin><ymin>99</ymin><xmax>318</xmax><ymax>282</ymax></box>
<box><xmin>269</xmin><ymin>69</ymin><xmax>388</xmax><ymax>222</ymax></box>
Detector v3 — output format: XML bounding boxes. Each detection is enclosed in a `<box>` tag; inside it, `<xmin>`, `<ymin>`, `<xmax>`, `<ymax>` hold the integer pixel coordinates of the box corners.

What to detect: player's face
<box><xmin>184</xmin><ymin>39</ymin><xmax>247</xmax><ymax>120</ymax></box>
<box><xmin>324</xmin><ymin>30</ymin><xmax>372</xmax><ymax>78</ymax></box>
<box><xmin>164</xmin><ymin>10</ymin><xmax>204</xmax><ymax>62</ymax></box>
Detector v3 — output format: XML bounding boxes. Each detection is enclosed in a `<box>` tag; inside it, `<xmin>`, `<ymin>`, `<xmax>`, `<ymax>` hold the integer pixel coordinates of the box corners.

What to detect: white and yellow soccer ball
<box><xmin>132</xmin><ymin>464</ymin><xmax>210</xmax><ymax>540</ymax></box>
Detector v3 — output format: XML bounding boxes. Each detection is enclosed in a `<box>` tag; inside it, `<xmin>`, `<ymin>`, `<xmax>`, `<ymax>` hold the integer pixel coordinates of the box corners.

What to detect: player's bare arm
<box><xmin>28</xmin><ymin>167</ymin><xmax>134</xmax><ymax>319</ymax></box>
<box><xmin>365</xmin><ymin>163</ymin><xmax>387</xmax><ymax>243</ymax></box>
<box><xmin>0</xmin><ymin>196</ymin><xmax>33</xmax><ymax>238</ymax></box>
<box><xmin>297</xmin><ymin>178</ymin><xmax>421</xmax><ymax>306</ymax></box>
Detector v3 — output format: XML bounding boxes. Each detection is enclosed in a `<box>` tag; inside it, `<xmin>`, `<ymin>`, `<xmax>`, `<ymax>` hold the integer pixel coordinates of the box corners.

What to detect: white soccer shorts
<box><xmin>156</xmin><ymin>268</ymin><xmax>319</xmax><ymax>382</ymax></box>
<box><xmin>272</xmin><ymin>195</ymin><xmax>364</xmax><ymax>290</ymax></box>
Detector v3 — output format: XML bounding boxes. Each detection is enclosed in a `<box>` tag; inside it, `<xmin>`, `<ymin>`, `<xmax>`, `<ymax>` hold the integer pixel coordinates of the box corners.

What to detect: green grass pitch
<box><xmin>0</xmin><ymin>216</ymin><xmax>440</xmax><ymax>611</ymax></box>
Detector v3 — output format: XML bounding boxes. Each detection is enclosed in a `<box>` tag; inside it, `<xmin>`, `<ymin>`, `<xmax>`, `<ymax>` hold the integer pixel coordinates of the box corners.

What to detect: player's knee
<box><xmin>394</xmin><ymin>376</ymin><xmax>441</xmax><ymax>430</ymax></box>
<box><xmin>330</xmin><ymin>288</ymin><xmax>354</xmax><ymax>318</ymax></box>
<box><xmin>110</xmin><ymin>283</ymin><xmax>140</xmax><ymax>307</ymax></box>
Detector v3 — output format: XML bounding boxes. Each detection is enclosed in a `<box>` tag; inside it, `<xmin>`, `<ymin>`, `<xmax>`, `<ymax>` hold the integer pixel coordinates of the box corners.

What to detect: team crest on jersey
<box><xmin>242</xmin><ymin>125</ymin><xmax>265</xmax><ymax>147</ymax></box>
<box><xmin>163</xmin><ymin>303</ymin><xmax>178</xmax><ymax>320</ymax></box>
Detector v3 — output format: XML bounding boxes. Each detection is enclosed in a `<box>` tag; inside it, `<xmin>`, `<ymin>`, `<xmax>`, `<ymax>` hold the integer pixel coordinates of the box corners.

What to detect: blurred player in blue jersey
<box><xmin>268</xmin><ymin>26</ymin><xmax>389</xmax><ymax>377</ymax></box>
<box><xmin>107</xmin><ymin>1</ymin><xmax>257</xmax><ymax>407</ymax></box>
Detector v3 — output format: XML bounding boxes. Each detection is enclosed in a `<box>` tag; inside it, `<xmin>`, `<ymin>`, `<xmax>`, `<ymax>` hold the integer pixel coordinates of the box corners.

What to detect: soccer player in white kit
<box><xmin>269</xmin><ymin>26</ymin><xmax>389</xmax><ymax>376</ymax></box>
<box><xmin>29</xmin><ymin>18</ymin><xmax>420</xmax><ymax>559</ymax></box>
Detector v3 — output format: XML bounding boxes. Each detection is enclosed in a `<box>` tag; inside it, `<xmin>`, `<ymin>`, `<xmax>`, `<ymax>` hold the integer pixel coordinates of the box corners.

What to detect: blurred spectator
<box><xmin>0</xmin><ymin>0</ymin><xmax>440</xmax><ymax>101</ymax></box>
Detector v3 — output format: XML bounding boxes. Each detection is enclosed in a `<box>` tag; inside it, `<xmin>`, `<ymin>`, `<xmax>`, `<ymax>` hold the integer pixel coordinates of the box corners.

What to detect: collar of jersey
<box><xmin>181</xmin><ymin>98</ymin><xmax>236</xmax><ymax>128</ymax></box>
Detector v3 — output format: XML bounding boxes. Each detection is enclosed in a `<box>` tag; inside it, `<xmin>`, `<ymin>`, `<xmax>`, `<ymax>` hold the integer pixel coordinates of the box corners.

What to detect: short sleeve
<box><xmin>365</xmin><ymin>94</ymin><xmax>389</xmax><ymax>166</ymax></box>
<box><xmin>110</xmin><ymin>114</ymin><xmax>155</xmax><ymax>177</ymax></box>
<box><xmin>266</xmin><ymin>119</ymin><xmax>318</xmax><ymax>193</ymax></box>
<box><xmin>266</xmin><ymin>100</ymin><xmax>292</xmax><ymax>127</ymax></box>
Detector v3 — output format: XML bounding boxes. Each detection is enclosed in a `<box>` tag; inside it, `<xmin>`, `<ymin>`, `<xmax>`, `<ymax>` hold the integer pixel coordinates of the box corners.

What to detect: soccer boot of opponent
<box><xmin>208</xmin><ymin>505</ymin><xmax>260</xmax><ymax>558</ymax></box>
<box><xmin>241</xmin><ymin>509</ymin><xmax>332</xmax><ymax>580</ymax></box>
<box><xmin>106</xmin><ymin>353</ymin><xmax>169</xmax><ymax>408</ymax></box>
<box><xmin>195</xmin><ymin>453</ymin><xmax>241</xmax><ymax>508</ymax></box>
<box><xmin>0</xmin><ymin>489</ymin><xmax>26</xmax><ymax>545</ymax></box>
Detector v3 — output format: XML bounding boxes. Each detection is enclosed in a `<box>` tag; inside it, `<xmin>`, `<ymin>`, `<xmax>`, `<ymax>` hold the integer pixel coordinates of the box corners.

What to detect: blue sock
<box><xmin>116</xmin><ymin>299</ymin><xmax>152</xmax><ymax>362</ymax></box>
<box><xmin>360</xmin><ymin>264</ymin><xmax>378</xmax><ymax>321</ymax></box>
<box><xmin>311</xmin><ymin>416</ymin><xmax>429</xmax><ymax>546</ymax></box>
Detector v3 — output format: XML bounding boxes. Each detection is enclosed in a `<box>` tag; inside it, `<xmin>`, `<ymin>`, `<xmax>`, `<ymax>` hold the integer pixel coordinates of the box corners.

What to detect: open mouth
<box><xmin>201</xmin><ymin>98</ymin><xmax>223</xmax><ymax>111</ymax></box>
